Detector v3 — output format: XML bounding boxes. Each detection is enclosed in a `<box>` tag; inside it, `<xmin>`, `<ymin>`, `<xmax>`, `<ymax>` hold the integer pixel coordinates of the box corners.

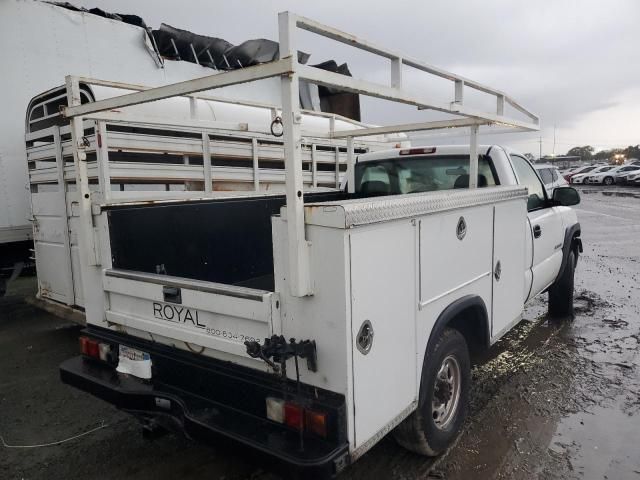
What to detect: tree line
<box><xmin>565</xmin><ymin>145</ymin><xmax>640</xmax><ymax>162</ymax></box>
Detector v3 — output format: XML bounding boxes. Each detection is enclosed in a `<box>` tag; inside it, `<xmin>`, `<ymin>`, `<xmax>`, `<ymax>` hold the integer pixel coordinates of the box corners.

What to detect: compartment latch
<box><xmin>162</xmin><ymin>285</ymin><xmax>182</xmax><ymax>304</ymax></box>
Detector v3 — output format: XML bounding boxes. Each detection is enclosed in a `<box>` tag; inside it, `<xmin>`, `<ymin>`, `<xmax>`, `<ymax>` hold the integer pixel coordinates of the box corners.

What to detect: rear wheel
<box><xmin>549</xmin><ymin>250</ymin><xmax>576</xmax><ymax>318</ymax></box>
<box><xmin>393</xmin><ymin>328</ymin><xmax>470</xmax><ymax>456</ymax></box>
<box><xmin>603</xmin><ymin>176</ymin><xmax>614</xmax><ymax>186</ymax></box>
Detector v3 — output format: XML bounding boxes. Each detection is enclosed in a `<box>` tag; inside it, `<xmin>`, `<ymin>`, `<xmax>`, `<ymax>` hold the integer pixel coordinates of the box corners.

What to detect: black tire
<box><xmin>603</xmin><ymin>176</ymin><xmax>614</xmax><ymax>186</ymax></box>
<box><xmin>0</xmin><ymin>277</ymin><xmax>6</xmax><ymax>297</ymax></box>
<box><xmin>393</xmin><ymin>328</ymin><xmax>470</xmax><ymax>456</ymax></box>
<box><xmin>548</xmin><ymin>250</ymin><xmax>576</xmax><ymax>318</ymax></box>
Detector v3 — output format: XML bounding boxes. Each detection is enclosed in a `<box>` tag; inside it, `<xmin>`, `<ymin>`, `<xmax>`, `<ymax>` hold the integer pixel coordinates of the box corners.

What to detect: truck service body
<box><xmin>56</xmin><ymin>12</ymin><xmax>581</xmax><ymax>478</ymax></box>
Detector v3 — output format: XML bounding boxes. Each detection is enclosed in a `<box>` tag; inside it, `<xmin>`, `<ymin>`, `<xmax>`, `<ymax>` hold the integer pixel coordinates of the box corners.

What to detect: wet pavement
<box><xmin>1</xmin><ymin>186</ymin><xmax>639</xmax><ymax>479</ymax></box>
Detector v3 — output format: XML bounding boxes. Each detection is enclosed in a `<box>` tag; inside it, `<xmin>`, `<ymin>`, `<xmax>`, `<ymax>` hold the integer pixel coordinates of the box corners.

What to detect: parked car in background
<box><xmin>620</xmin><ymin>171</ymin><xmax>640</xmax><ymax>186</ymax></box>
<box><xmin>586</xmin><ymin>165</ymin><xmax>636</xmax><ymax>185</ymax></box>
<box><xmin>564</xmin><ymin>165</ymin><xmax>597</xmax><ymax>182</ymax></box>
<box><xmin>535</xmin><ymin>164</ymin><xmax>568</xmax><ymax>195</ymax></box>
<box><xmin>571</xmin><ymin>165</ymin><xmax>615</xmax><ymax>184</ymax></box>
<box><xmin>612</xmin><ymin>165</ymin><xmax>640</xmax><ymax>185</ymax></box>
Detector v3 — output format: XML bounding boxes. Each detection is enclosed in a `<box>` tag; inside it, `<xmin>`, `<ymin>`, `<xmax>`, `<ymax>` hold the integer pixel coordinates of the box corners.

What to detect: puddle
<box><xmin>577</xmin><ymin>187</ymin><xmax>640</xmax><ymax>199</ymax></box>
<box><xmin>550</xmin><ymin>400</ymin><xmax>640</xmax><ymax>479</ymax></box>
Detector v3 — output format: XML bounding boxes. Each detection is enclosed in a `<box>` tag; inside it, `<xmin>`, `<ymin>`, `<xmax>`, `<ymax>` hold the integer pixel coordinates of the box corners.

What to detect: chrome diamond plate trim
<box><xmin>306</xmin><ymin>186</ymin><xmax>527</xmax><ymax>228</ymax></box>
<box><xmin>351</xmin><ymin>401</ymin><xmax>417</xmax><ymax>461</ymax></box>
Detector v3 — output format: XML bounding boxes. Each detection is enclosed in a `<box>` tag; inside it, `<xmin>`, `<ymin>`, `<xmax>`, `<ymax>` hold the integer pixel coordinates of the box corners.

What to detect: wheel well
<box><xmin>571</xmin><ymin>228</ymin><xmax>582</xmax><ymax>255</ymax></box>
<box><xmin>555</xmin><ymin>223</ymin><xmax>581</xmax><ymax>284</ymax></box>
<box><xmin>447</xmin><ymin>306</ymin><xmax>490</xmax><ymax>359</ymax></box>
<box><xmin>426</xmin><ymin>296</ymin><xmax>490</xmax><ymax>364</ymax></box>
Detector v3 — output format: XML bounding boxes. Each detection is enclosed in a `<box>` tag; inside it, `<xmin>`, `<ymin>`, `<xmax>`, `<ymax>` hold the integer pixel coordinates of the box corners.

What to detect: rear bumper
<box><xmin>60</xmin><ymin>328</ymin><xmax>349</xmax><ymax>479</ymax></box>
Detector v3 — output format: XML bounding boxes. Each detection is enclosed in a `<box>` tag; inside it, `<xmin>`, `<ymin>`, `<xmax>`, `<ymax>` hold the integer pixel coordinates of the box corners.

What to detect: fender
<box><xmin>554</xmin><ymin>222</ymin><xmax>582</xmax><ymax>284</ymax></box>
<box><xmin>425</xmin><ymin>295</ymin><xmax>490</xmax><ymax>359</ymax></box>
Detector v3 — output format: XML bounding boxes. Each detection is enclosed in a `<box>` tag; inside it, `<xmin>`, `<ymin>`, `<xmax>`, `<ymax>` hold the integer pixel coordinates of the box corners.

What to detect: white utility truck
<box><xmin>59</xmin><ymin>13</ymin><xmax>582</xmax><ymax>478</ymax></box>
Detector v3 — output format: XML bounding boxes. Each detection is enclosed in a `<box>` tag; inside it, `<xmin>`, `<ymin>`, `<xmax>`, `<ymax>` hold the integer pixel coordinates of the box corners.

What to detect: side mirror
<box><xmin>553</xmin><ymin>186</ymin><xmax>580</xmax><ymax>206</ymax></box>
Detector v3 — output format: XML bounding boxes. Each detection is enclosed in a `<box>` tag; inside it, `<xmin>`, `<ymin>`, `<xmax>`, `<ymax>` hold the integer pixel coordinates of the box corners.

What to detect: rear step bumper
<box><xmin>60</xmin><ymin>331</ymin><xmax>349</xmax><ymax>479</ymax></box>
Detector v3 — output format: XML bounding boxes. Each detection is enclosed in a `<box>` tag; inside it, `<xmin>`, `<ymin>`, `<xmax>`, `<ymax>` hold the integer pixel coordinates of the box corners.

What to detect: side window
<box><xmin>538</xmin><ymin>168</ymin><xmax>553</xmax><ymax>184</ymax></box>
<box><xmin>510</xmin><ymin>155</ymin><xmax>547</xmax><ymax>211</ymax></box>
<box><xmin>551</xmin><ymin>169</ymin><xmax>559</xmax><ymax>182</ymax></box>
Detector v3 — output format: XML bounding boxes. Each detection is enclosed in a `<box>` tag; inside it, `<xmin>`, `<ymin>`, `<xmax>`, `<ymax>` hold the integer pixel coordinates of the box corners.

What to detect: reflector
<box><xmin>98</xmin><ymin>343</ymin><xmax>112</xmax><ymax>362</ymax></box>
<box><xmin>305</xmin><ymin>409</ymin><xmax>328</xmax><ymax>438</ymax></box>
<box><xmin>265</xmin><ymin>397</ymin><xmax>285</xmax><ymax>423</ymax></box>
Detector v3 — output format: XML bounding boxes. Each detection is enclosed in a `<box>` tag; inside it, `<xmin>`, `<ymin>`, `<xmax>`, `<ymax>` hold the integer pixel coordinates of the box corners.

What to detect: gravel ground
<box><xmin>1</xmin><ymin>186</ymin><xmax>639</xmax><ymax>480</ymax></box>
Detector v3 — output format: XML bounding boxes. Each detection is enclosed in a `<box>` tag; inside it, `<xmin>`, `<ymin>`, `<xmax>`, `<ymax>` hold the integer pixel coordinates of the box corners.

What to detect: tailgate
<box><xmin>103</xmin><ymin>269</ymin><xmax>280</xmax><ymax>359</ymax></box>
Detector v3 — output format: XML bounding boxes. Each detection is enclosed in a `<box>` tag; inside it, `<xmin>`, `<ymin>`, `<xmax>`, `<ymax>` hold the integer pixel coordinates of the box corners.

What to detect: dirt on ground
<box><xmin>1</xmin><ymin>186</ymin><xmax>639</xmax><ymax>480</ymax></box>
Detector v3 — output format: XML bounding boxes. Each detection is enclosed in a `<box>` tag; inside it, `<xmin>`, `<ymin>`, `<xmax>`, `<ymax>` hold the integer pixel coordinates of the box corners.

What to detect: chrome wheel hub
<box><xmin>431</xmin><ymin>355</ymin><xmax>461</xmax><ymax>430</ymax></box>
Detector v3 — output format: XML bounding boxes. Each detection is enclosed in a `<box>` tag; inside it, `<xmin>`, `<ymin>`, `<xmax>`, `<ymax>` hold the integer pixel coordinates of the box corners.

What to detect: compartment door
<box><xmin>349</xmin><ymin>221</ymin><xmax>417</xmax><ymax>450</ymax></box>
<box><xmin>491</xmin><ymin>201</ymin><xmax>527</xmax><ymax>339</ymax></box>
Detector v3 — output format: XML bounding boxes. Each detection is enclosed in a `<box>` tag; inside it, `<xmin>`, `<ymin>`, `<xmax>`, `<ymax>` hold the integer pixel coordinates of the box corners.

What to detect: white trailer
<box><xmin>58</xmin><ymin>12</ymin><xmax>582</xmax><ymax>478</ymax></box>
<box><xmin>0</xmin><ymin>0</ymin><xmax>232</xmax><ymax>293</ymax></box>
<box><xmin>1</xmin><ymin>0</ymin><xmax>353</xmax><ymax>295</ymax></box>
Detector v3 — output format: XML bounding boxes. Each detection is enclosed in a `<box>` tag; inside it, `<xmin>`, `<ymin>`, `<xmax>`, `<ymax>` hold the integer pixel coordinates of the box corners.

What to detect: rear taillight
<box><xmin>284</xmin><ymin>402</ymin><xmax>304</xmax><ymax>430</ymax></box>
<box><xmin>265</xmin><ymin>396</ymin><xmax>328</xmax><ymax>438</ymax></box>
<box><xmin>399</xmin><ymin>147</ymin><xmax>436</xmax><ymax>156</ymax></box>
<box><xmin>80</xmin><ymin>336</ymin><xmax>117</xmax><ymax>363</ymax></box>
<box><xmin>80</xmin><ymin>336</ymin><xmax>99</xmax><ymax>358</ymax></box>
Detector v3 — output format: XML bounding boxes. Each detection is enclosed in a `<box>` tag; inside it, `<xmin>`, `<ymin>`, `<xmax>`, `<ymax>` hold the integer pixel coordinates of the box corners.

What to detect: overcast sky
<box><xmin>74</xmin><ymin>0</ymin><xmax>640</xmax><ymax>156</ymax></box>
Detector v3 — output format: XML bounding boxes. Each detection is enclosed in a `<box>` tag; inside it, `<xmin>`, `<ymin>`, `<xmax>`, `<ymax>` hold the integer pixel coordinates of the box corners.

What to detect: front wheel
<box><xmin>393</xmin><ymin>328</ymin><xmax>470</xmax><ymax>456</ymax></box>
<box><xmin>549</xmin><ymin>250</ymin><xmax>576</xmax><ymax>318</ymax></box>
<box><xmin>603</xmin><ymin>176</ymin><xmax>614</xmax><ymax>186</ymax></box>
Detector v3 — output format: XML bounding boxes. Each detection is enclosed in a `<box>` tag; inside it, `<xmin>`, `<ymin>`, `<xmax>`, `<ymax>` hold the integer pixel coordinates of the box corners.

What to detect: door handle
<box><xmin>533</xmin><ymin>224</ymin><xmax>542</xmax><ymax>238</ymax></box>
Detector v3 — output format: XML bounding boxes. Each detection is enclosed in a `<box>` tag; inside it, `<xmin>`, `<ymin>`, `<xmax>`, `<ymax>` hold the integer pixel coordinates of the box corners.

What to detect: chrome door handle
<box><xmin>533</xmin><ymin>224</ymin><xmax>542</xmax><ymax>238</ymax></box>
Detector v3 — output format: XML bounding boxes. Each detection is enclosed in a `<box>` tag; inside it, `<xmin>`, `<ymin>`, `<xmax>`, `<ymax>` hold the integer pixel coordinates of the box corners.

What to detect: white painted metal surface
<box><xmin>278</xmin><ymin>12</ymin><xmax>312</xmax><ymax>296</ymax></box>
<box><xmin>349</xmin><ymin>221</ymin><xmax>417</xmax><ymax>449</ymax></box>
<box><xmin>104</xmin><ymin>270</ymin><xmax>276</xmax><ymax>362</ymax></box>
<box><xmin>491</xmin><ymin>200</ymin><xmax>527</xmax><ymax>339</ymax></box>
<box><xmin>419</xmin><ymin>206</ymin><xmax>493</xmax><ymax>311</ymax></box>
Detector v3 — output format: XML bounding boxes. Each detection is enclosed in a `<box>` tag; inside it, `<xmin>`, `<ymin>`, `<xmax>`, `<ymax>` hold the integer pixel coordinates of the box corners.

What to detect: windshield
<box><xmin>354</xmin><ymin>155</ymin><xmax>499</xmax><ymax>196</ymax></box>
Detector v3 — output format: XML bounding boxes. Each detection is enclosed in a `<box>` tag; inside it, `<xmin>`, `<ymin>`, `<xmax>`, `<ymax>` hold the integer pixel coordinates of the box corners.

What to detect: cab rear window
<box><xmin>354</xmin><ymin>155</ymin><xmax>499</xmax><ymax>196</ymax></box>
